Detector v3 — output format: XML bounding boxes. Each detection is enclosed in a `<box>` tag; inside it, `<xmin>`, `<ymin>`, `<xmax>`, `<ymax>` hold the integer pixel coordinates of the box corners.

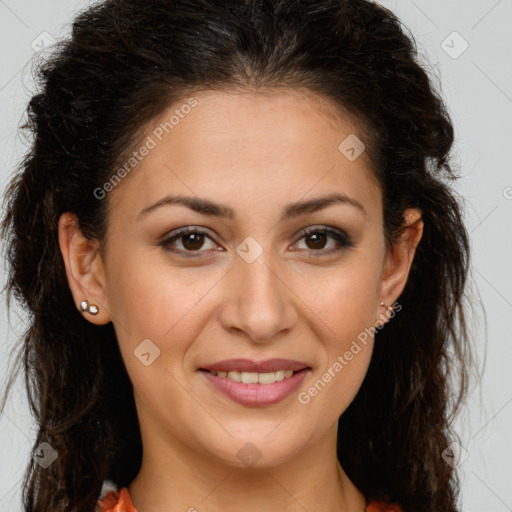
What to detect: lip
<box><xmin>200</xmin><ymin>367</ymin><xmax>310</xmax><ymax>406</ymax></box>
<box><xmin>199</xmin><ymin>358</ymin><xmax>309</xmax><ymax>373</ymax></box>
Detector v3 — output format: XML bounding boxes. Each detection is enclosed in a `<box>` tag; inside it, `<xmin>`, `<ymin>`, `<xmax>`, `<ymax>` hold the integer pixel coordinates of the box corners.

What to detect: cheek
<box><xmin>293</xmin><ymin>257</ymin><xmax>380</xmax><ymax>410</ymax></box>
<box><xmin>105</xmin><ymin>250</ymin><xmax>202</xmax><ymax>334</ymax></box>
<box><xmin>299</xmin><ymin>260</ymin><xmax>381</xmax><ymax>344</ymax></box>
<box><xmin>297</xmin><ymin>273</ymin><xmax>376</xmax><ymax>426</ymax></box>
<box><xmin>314</xmin><ymin>280</ymin><xmax>376</xmax><ymax>377</ymax></box>
<box><xmin>104</xmin><ymin>252</ymin><xmax>222</xmax><ymax>369</ymax></box>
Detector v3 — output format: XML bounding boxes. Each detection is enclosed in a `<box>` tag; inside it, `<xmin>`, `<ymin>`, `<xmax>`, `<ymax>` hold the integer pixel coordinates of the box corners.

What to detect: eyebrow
<box><xmin>138</xmin><ymin>192</ymin><xmax>367</xmax><ymax>220</ymax></box>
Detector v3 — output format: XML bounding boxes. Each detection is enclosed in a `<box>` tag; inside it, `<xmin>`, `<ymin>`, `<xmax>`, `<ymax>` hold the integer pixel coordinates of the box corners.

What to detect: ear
<box><xmin>58</xmin><ymin>212</ymin><xmax>112</xmax><ymax>325</ymax></box>
<box><xmin>377</xmin><ymin>208</ymin><xmax>423</xmax><ymax>324</ymax></box>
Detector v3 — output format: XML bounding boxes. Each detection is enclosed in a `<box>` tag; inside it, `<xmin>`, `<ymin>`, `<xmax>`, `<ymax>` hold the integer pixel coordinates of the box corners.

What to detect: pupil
<box><xmin>183</xmin><ymin>233</ymin><xmax>204</xmax><ymax>250</ymax></box>
<box><xmin>306</xmin><ymin>232</ymin><xmax>326</xmax><ymax>249</ymax></box>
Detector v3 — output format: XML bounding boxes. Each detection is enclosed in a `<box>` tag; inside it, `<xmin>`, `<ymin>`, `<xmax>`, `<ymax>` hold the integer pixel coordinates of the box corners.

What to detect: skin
<box><xmin>59</xmin><ymin>88</ymin><xmax>423</xmax><ymax>512</ymax></box>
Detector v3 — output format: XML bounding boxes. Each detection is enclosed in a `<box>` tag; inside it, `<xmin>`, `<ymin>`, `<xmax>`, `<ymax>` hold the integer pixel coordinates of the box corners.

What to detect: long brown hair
<box><xmin>1</xmin><ymin>1</ymin><xmax>479</xmax><ymax>510</ymax></box>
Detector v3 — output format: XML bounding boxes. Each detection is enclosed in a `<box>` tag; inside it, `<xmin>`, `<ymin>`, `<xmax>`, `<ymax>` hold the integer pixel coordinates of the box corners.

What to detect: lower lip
<box><xmin>200</xmin><ymin>369</ymin><xmax>310</xmax><ymax>406</ymax></box>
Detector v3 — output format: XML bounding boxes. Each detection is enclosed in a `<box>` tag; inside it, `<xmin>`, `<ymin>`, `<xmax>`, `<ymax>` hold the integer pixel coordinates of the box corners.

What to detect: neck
<box><xmin>128</xmin><ymin>421</ymin><xmax>367</xmax><ymax>512</ymax></box>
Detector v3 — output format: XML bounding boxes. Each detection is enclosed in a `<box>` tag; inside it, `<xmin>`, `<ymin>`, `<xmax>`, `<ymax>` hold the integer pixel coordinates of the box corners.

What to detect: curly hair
<box><xmin>1</xmin><ymin>1</ymin><xmax>478</xmax><ymax>511</ymax></box>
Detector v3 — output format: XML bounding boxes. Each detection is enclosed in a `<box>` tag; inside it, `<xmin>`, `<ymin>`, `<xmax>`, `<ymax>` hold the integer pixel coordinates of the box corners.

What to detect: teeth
<box><xmin>227</xmin><ymin>371</ymin><xmax>241</xmax><ymax>382</ymax></box>
<box><xmin>274</xmin><ymin>370</ymin><xmax>285</xmax><ymax>381</ymax></box>
<box><xmin>258</xmin><ymin>372</ymin><xmax>277</xmax><ymax>384</ymax></box>
<box><xmin>207</xmin><ymin>369</ymin><xmax>297</xmax><ymax>384</ymax></box>
<box><xmin>241</xmin><ymin>372</ymin><xmax>259</xmax><ymax>384</ymax></box>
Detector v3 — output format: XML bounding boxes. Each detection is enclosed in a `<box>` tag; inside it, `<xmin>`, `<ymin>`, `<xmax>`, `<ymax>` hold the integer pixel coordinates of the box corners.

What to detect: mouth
<box><xmin>197</xmin><ymin>358</ymin><xmax>311</xmax><ymax>406</ymax></box>
<box><xmin>199</xmin><ymin>368</ymin><xmax>302</xmax><ymax>384</ymax></box>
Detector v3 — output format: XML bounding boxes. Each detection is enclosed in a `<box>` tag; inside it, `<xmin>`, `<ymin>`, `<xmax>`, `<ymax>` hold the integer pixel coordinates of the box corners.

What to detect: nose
<box><xmin>217</xmin><ymin>249</ymin><xmax>298</xmax><ymax>343</ymax></box>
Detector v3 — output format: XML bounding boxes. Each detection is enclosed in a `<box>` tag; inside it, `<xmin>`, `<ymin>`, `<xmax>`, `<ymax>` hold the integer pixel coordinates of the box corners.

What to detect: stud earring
<box><xmin>380</xmin><ymin>301</ymin><xmax>394</xmax><ymax>312</ymax></box>
<box><xmin>80</xmin><ymin>299</ymin><xmax>99</xmax><ymax>315</ymax></box>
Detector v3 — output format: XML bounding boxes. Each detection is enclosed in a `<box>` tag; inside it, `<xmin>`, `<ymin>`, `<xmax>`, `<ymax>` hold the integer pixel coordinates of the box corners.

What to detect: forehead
<box><xmin>106</xmin><ymin>88</ymin><xmax>381</xmax><ymax>222</ymax></box>
<box><xmin>150</xmin><ymin>88</ymin><xmax>369</xmax><ymax>158</ymax></box>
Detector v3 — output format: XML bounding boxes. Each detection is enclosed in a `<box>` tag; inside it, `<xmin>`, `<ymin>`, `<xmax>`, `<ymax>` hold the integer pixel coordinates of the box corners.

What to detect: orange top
<box><xmin>97</xmin><ymin>483</ymin><xmax>402</xmax><ymax>512</ymax></box>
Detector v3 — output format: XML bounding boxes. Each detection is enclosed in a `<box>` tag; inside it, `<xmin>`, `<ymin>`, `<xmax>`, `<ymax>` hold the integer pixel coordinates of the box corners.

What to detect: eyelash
<box><xmin>159</xmin><ymin>225</ymin><xmax>355</xmax><ymax>258</ymax></box>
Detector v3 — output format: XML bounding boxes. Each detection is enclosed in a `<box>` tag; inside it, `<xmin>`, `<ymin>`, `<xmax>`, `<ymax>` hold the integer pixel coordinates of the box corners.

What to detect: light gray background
<box><xmin>0</xmin><ymin>1</ymin><xmax>511</xmax><ymax>510</ymax></box>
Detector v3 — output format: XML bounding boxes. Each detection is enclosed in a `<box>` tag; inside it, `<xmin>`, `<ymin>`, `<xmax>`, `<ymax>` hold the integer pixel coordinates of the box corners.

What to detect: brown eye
<box><xmin>304</xmin><ymin>232</ymin><xmax>328</xmax><ymax>250</ymax></box>
<box><xmin>293</xmin><ymin>227</ymin><xmax>355</xmax><ymax>256</ymax></box>
<box><xmin>181</xmin><ymin>232</ymin><xmax>206</xmax><ymax>251</ymax></box>
<box><xmin>160</xmin><ymin>227</ymin><xmax>219</xmax><ymax>255</ymax></box>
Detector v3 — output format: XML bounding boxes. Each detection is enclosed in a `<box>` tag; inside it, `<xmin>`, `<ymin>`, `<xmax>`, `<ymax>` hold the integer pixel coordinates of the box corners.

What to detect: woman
<box><xmin>0</xmin><ymin>0</ymin><xmax>476</xmax><ymax>511</ymax></box>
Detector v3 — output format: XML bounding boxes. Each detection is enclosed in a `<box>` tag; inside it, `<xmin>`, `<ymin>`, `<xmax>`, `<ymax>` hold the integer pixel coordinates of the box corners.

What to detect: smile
<box><xmin>199</xmin><ymin>367</ymin><xmax>310</xmax><ymax>406</ymax></box>
<box><xmin>204</xmin><ymin>369</ymin><xmax>295</xmax><ymax>384</ymax></box>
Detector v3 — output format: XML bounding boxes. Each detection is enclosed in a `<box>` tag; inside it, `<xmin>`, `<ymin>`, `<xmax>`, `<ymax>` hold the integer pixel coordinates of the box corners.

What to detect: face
<box><xmin>61</xmin><ymin>88</ymin><xmax>422</xmax><ymax>469</ymax></box>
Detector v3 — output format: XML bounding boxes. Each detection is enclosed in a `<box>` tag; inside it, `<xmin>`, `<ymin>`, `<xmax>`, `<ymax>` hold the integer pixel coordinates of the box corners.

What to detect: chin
<box><xmin>199</xmin><ymin>429</ymin><xmax>312</xmax><ymax>470</ymax></box>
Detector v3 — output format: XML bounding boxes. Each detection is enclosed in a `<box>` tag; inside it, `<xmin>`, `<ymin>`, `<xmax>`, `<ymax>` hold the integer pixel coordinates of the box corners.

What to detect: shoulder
<box><xmin>366</xmin><ymin>498</ymin><xmax>403</xmax><ymax>512</ymax></box>
<box><xmin>95</xmin><ymin>481</ymin><xmax>402</xmax><ymax>512</ymax></box>
<box><xmin>96</xmin><ymin>480</ymin><xmax>137</xmax><ymax>512</ymax></box>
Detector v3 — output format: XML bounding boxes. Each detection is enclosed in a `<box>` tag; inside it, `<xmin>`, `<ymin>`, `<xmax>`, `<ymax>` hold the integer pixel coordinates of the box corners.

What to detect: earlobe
<box><xmin>375</xmin><ymin>301</ymin><xmax>396</xmax><ymax>327</ymax></box>
<box><xmin>377</xmin><ymin>208</ymin><xmax>424</xmax><ymax>320</ymax></box>
<box><xmin>58</xmin><ymin>212</ymin><xmax>112</xmax><ymax>325</ymax></box>
<box><xmin>79</xmin><ymin>299</ymin><xmax>100</xmax><ymax>316</ymax></box>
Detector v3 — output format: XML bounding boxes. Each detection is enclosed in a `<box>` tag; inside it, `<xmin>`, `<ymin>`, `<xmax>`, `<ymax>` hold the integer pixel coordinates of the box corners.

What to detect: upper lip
<box><xmin>200</xmin><ymin>358</ymin><xmax>310</xmax><ymax>373</ymax></box>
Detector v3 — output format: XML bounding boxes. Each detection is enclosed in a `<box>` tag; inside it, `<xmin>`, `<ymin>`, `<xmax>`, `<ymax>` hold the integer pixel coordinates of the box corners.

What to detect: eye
<box><xmin>291</xmin><ymin>226</ymin><xmax>355</xmax><ymax>256</ymax></box>
<box><xmin>159</xmin><ymin>225</ymin><xmax>355</xmax><ymax>258</ymax></box>
<box><xmin>159</xmin><ymin>227</ymin><xmax>220</xmax><ymax>256</ymax></box>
